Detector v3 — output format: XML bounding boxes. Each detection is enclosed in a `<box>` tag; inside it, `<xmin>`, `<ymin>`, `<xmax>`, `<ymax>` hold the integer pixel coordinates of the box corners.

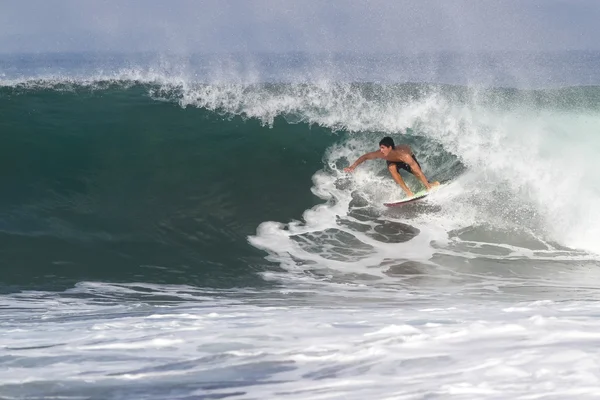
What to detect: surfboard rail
<box><xmin>383</xmin><ymin>190</ymin><xmax>429</xmax><ymax>206</ymax></box>
<box><xmin>383</xmin><ymin>181</ymin><xmax>447</xmax><ymax>207</ymax></box>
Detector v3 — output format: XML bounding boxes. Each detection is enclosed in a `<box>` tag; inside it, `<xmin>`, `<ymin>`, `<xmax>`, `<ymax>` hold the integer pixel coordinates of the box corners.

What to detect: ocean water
<box><xmin>2</xmin><ymin>52</ymin><xmax>600</xmax><ymax>399</ymax></box>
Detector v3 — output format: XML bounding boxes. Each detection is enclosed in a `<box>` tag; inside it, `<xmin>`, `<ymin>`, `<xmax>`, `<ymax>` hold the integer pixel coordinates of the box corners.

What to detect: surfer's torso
<box><xmin>384</xmin><ymin>145</ymin><xmax>421</xmax><ymax>174</ymax></box>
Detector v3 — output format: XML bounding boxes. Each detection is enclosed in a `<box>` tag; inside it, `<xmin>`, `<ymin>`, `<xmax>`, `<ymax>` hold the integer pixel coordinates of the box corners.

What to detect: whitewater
<box><xmin>2</xmin><ymin>53</ymin><xmax>600</xmax><ymax>399</ymax></box>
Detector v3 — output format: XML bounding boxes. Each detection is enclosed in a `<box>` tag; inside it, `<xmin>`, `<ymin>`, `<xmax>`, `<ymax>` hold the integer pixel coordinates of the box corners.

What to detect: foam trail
<box><xmin>4</xmin><ymin>283</ymin><xmax>600</xmax><ymax>399</ymax></box>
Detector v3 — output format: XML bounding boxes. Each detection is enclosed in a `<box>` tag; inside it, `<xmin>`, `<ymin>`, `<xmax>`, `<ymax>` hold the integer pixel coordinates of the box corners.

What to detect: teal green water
<box><xmin>0</xmin><ymin>84</ymin><xmax>341</xmax><ymax>291</ymax></box>
<box><xmin>3</xmin><ymin>79</ymin><xmax>600</xmax><ymax>293</ymax></box>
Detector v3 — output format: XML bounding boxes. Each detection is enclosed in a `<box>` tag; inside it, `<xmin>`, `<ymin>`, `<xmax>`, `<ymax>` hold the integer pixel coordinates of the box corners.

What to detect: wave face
<box><xmin>0</xmin><ymin>80</ymin><xmax>342</xmax><ymax>290</ymax></box>
<box><xmin>3</xmin><ymin>53</ymin><xmax>600</xmax><ymax>398</ymax></box>
<box><xmin>2</xmin><ymin>71</ymin><xmax>600</xmax><ymax>288</ymax></box>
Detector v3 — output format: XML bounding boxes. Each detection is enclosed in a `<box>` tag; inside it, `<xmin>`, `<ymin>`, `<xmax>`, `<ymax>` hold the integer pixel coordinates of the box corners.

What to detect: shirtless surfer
<box><xmin>344</xmin><ymin>137</ymin><xmax>439</xmax><ymax>197</ymax></box>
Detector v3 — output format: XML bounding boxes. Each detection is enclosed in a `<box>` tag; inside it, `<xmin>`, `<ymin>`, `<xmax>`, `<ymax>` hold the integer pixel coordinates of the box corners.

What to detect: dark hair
<box><xmin>379</xmin><ymin>136</ymin><xmax>395</xmax><ymax>148</ymax></box>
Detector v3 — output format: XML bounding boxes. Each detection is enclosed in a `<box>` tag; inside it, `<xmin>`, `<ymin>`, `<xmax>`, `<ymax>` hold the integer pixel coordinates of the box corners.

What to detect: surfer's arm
<box><xmin>388</xmin><ymin>164</ymin><xmax>414</xmax><ymax>197</ymax></box>
<box><xmin>344</xmin><ymin>151</ymin><xmax>382</xmax><ymax>172</ymax></box>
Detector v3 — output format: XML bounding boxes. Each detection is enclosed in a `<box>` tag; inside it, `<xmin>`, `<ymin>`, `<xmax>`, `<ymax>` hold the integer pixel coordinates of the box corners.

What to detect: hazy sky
<box><xmin>1</xmin><ymin>0</ymin><xmax>599</xmax><ymax>54</ymax></box>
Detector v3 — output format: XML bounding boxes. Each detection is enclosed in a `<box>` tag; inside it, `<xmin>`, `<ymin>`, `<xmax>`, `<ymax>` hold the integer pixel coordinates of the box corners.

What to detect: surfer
<box><xmin>344</xmin><ymin>137</ymin><xmax>439</xmax><ymax>197</ymax></box>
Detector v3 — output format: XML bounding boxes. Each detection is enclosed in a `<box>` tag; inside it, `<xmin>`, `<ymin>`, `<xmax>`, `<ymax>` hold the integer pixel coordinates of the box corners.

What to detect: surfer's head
<box><xmin>379</xmin><ymin>137</ymin><xmax>394</xmax><ymax>156</ymax></box>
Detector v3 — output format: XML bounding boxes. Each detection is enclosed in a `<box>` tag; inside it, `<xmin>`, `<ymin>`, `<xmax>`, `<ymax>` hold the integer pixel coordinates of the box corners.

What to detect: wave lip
<box><xmin>4</xmin><ymin>51</ymin><xmax>600</xmax><ymax>88</ymax></box>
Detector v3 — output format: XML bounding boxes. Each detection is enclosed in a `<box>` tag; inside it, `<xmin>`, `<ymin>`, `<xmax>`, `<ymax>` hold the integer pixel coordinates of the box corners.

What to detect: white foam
<box><xmin>4</xmin><ymin>285</ymin><xmax>600</xmax><ymax>398</ymax></box>
<box><xmin>220</xmin><ymin>82</ymin><xmax>600</xmax><ymax>283</ymax></box>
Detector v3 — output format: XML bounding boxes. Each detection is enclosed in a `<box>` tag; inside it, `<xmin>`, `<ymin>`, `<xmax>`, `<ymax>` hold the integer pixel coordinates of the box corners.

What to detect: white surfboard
<box><xmin>383</xmin><ymin>183</ymin><xmax>445</xmax><ymax>207</ymax></box>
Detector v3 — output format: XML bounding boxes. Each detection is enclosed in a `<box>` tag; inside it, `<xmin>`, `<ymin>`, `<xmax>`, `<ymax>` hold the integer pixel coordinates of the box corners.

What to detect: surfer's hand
<box><xmin>344</xmin><ymin>166</ymin><xmax>355</xmax><ymax>173</ymax></box>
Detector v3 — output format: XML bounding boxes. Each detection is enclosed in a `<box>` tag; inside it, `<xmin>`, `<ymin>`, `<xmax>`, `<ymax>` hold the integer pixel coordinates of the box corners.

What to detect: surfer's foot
<box><xmin>428</xmin><ymin>181</ymin><xmax>440</xmax><ymax>190</ymax></box>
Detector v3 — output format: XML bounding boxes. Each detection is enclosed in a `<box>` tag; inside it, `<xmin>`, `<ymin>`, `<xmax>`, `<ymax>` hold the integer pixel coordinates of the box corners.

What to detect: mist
<box><xmin>1</xmin><ymin>0</ymin><xmax>600</xmax><ymax>54</ymax></box>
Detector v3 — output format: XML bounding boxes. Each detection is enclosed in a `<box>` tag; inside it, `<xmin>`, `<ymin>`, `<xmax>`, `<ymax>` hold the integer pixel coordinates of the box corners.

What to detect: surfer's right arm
<box><xmin>344</xmin><ymin>151</ymin><xmax>382</xmax><ymax>172</ymax></box>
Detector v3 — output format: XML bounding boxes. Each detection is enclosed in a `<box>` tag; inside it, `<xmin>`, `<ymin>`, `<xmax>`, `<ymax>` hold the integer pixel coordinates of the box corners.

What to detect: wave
<box><xmin>1</xmin><ymin>73</ymin><xmax>600</xmax><ymax>290</ymax></box>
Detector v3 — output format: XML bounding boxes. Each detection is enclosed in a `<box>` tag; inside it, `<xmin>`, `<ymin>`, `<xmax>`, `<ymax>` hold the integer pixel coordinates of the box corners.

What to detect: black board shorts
<box><xmin>387</xmin><ymin>154</ymin><xmax>421</xmax><ymax>175</ymax></box>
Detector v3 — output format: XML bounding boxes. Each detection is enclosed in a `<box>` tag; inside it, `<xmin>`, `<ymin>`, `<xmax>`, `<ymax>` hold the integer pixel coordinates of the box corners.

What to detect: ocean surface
<box><xmin>2</xmin><ymin>52</ymin><xmax>600</xmax><ymax>399</ymax></box>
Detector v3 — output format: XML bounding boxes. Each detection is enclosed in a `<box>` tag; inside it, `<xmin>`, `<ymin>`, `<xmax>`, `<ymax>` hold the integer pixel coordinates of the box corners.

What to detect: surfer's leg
<box><xmin>412</xmin><ymin>155</ymin><xmax>440</xmax><ymax>188</ymax></box>
<box><xmin>410</xmin><ymin>154</ymin><xmax>421</xmax><ymax>171</ymax></box>
<box><xmin>401</xmin><ymin>154</ymin><xmax>420</xmax><ymax>175</ymax></box>
<box><xmin>387</xmin><ymin>163</ymin><xmax>414</xmax><ymax>197</ymax></box>
<box><xmin>406</xmin><ymin>155</ymin><xmax>439</xmax><ymax>188</ymax></box>
<box><xmin>396</xmin><ymin>161</ymin><xmax>412</xmax><ymax>173</ymax></box>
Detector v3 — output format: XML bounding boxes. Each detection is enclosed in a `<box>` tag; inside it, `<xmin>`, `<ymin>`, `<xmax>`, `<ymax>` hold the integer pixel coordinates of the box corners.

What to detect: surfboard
<box><xmin>384</xmin><ymin>190</ymin><xmax>430</xmax><ymax>207</ymax></box>
<box><xmin>383</xmin><ymin>183</ymin><xmax>445</xmax><ymax>207</ymax></box>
